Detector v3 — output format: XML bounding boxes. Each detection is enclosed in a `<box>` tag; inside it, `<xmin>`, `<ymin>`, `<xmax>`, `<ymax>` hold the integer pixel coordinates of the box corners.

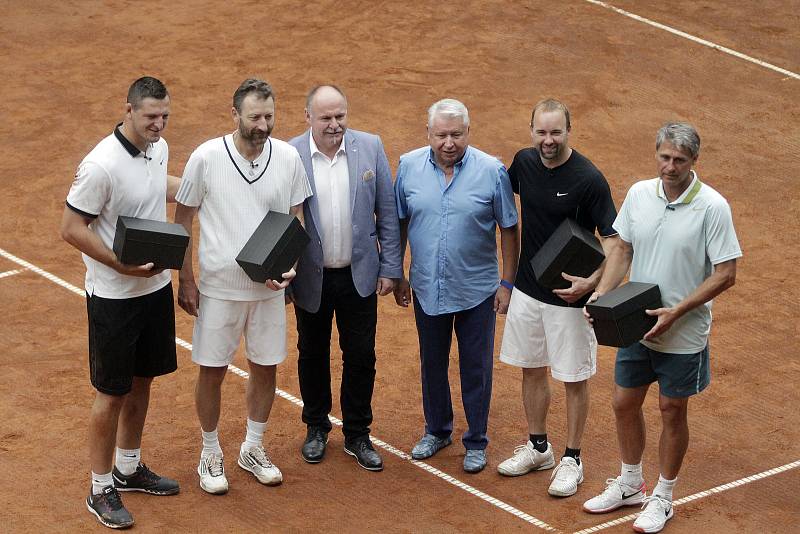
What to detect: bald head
<box><xmin>306</xmin><ymin>85</ymin><xmax>349</xmax><ymax>158</ymax></box>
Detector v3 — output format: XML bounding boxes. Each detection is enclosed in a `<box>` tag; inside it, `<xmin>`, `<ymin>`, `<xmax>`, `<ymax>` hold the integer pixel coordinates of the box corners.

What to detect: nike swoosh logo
<box><xmin>535</xmin><ymin>440</ymin><xmax>546</xmax><ymax>445</ymax></box>
<box><xmin>112</xmin><ymin>474</ymin><xmax>127</xmax><ymax>486</ymax></box>
<box><xmin>556</xmin><ymin>192</ymin><xmax>568</xmax><ymax>197</ymax></box>
<box><xmin>621</xmin><ymin>491</ymin><xmax>640</xmax><ymax>499</ymax></box>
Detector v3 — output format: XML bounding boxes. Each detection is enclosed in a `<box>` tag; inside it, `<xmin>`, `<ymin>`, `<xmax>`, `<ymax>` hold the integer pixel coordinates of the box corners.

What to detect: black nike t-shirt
<box><xmin>509</xmin><ymin>147</ymin><xmax>617</xmax><ymax>308</ymax></box>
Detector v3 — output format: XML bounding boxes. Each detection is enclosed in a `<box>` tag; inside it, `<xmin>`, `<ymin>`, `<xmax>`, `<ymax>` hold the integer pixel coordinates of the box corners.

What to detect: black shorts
<box><xmin>86</xmin><ymin>282</ymin><xmax>178</xmax><ymax>396</ymax></box>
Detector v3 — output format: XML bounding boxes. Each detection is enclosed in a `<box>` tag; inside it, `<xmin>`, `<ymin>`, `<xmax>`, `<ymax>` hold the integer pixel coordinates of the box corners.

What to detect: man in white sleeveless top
<box><xmin>174</xmin><ymin>79</ymin><xmax>312</xmax><ymax>495</ymax></box>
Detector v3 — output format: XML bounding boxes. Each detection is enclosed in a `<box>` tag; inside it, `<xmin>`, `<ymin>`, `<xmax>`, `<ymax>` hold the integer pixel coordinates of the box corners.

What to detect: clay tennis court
<box><xmin>1</xmin><ymin>1</ymin><xmax>798</xmax><ymax>532</ymax></box>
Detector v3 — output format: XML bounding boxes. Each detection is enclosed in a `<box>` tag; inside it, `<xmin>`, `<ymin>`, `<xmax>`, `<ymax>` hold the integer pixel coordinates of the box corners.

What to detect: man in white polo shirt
<box><xmin>174</xmin><ymin>78</ymin><xmax>311</xmax><ymax>495</ymax></box>
<box><xmin>61</xmin><ymin>76</ymin><xmax>181</xmax><ymax>529</ymax></box>
<box><xmin>583</xmin><ymin>122</ymin><xmax>741</xmax><ymax>533</ymax></box>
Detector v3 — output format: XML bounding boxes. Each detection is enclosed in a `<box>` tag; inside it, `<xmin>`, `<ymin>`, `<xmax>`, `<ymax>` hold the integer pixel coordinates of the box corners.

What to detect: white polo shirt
<box><xmin>176</xmin><ymin>134</ymin><xmax>312</xmax><ymax>301</ymax></box>
<box><xmin>66</xmin><ymin>125</ymin><xmax>171</xmax><ymax>299</ymax></box>
<box><xmin>613</xmin><ymin>172</ymin><xmax>742</xmax><ymax>353</ymax></box>
<box><xmin>309</xmin><ymin>134</ymin><xmax>352</xmax><ymax>267</ymax></box>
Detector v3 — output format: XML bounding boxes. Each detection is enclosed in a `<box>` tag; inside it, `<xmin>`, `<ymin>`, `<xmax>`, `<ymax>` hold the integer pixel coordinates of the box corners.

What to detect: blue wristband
<box><xmin>500</xmin><ymin>279</ymin><xmax>514</xmax><ymax>290</ymax></box>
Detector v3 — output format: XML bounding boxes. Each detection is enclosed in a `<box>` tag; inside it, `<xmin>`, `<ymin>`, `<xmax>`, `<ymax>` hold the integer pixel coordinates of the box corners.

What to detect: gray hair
<box><xmin>428</xmin><ymin>99</ymin><xmax>470</xmax><ymax>128</ymax></box>
<box><xmin>656</xmin><ymin>122</ymin><xmax>701</xmax><ymax>159</ymax></box>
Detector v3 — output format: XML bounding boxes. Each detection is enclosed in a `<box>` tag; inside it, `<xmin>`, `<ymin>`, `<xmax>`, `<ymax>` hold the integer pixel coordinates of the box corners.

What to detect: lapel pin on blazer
<box><xmin>362</xmin><ymin>169</ymin><xmax>375</xmax><ymax>182</ymax></box>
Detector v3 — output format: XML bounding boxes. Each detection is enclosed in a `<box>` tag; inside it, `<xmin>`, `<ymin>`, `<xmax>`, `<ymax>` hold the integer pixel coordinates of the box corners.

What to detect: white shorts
<box><xmin>191</xmin><ymin>294</ymin><xmax>287</xmax><ymax>367</ymax></box>
<box><xmin>499</xmin><ymin>289</ymin><xmax>597</xmax><ymax>382</ymax></box>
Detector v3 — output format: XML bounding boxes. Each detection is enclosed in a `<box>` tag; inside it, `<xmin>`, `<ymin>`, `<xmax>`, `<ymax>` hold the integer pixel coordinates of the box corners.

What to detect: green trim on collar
<box><xmin>680</xmin><ymin>178</ymin><xmax>703</xmax><ymax>204</ymax></box>
<box><xmin>656</xmin><ymin>175</ymin><xmax>703</xmax><ymax>204</ymax></box>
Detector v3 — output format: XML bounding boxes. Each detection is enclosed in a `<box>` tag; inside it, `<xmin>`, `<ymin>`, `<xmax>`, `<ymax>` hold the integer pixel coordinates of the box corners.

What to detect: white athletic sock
<box><xmin>115</xmin><ymin>447</ymin><xmax>141</xmax><ymax>476</ymax></box>
<box><xmin>653</xmin><ymin>474</ymin><xmax>677</xmax><ymax>500</ymax></box>
<box><xmin>92</xmin><ymin>471</ymin><xmax>114</xmax><ymax>495</ymax></box>
<box><xmin>621</xmin><ymin>461</ymin><xmax>644</xmax><ymax>488</ymax></box>
<box><xmin>241</xmin><ymin>418</ymin><xmax>267</xmax><ymax>453</ymax></box>
<box><xmin>201</xmin><ymin>428</ymin><xmax>223</xmax><ymax>459</ymax></box>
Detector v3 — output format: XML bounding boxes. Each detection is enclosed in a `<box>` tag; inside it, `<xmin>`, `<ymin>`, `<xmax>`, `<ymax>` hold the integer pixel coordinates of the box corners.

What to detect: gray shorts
<box><xmin>615</xmin><ymin>342</ymin><xmax>710</xmax><ymax>398</ymax></box>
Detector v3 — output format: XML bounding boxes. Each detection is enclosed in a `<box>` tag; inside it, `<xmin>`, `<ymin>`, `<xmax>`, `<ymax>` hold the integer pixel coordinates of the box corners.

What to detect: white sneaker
<box><xmin>198</xmin><ymin>453</ymin><xmax>228</xmax><ymax>495</ymax></box>
<box><xmin>238</xmin><ymin>445</ymin><xmax>283</xmax><ymax>486</ymax></box>
<box><xmin>633</xmin><ymin>495</ymin><xmax>673</xmax><ymax>533</ymax></box>
<box><xmin>548</xmin><ymin>457</ymin><xmax>584</xmax><ymax>496</ymax></box>
<box><xmin>583</xmin><ymin>476</ymin><xmax>646</xmax><ymax>513</ymax></box>
<box><xmin>497</xmin><ymin>441</ymin><xmax>555</xmax><ymax>476</ymax></box>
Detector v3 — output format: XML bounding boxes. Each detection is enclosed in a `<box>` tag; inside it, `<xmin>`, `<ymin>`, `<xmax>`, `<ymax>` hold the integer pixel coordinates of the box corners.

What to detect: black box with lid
<box><xmin>112</xmin><ymin>216</ymin><xmax>190</xmax><ymax>270</ymax></box>
<box><xmin>236</xmin><ymin>211</ymin><xmax>310</xmax><ymax>283</ymax></box>
<box><xmin>585</xmin><ymin>282</ymin><xmax>662</xmax><ymax>347</ymax></box>
<box><xmin>530</xmin><ymin>218</ymin><xmax>605</xmax><ymax>290</ymax></box>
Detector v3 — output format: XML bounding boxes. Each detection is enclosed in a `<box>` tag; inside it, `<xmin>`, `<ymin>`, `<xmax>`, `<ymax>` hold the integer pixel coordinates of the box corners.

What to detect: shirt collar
<box><xmin>309</xmin><ymin>131</ymin><xmax>346</xmax><ymax>159</ymax></box>
<box><xmin>657</xmin><ymin>170</ymin><xmax>703</xmax><ymax>204</ymax></box>
<box><xmin>114</xmin><ymin>123</ymin><xmax>147</xmax><ymax>158</ymax></box>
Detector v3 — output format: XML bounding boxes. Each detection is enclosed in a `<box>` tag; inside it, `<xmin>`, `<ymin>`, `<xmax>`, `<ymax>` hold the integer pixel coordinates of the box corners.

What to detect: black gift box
<box><xmin>236</xmin><ymin>211</ymin><xmax>310</xmax><ymax>283</ymax></box>
<box><xmin>585</xmin><ymin>282</ymin><xmax>662</xmax><ymax>347</ymax></box>
<box><xmin>530</xmin><ymin>218</ymin><xmax>605</xmax><ymax>290</ymax></box>
<box><xmin>112</xmin><ymin>216</ymin><xmax>190</xmax><ymax>270</ymax></box>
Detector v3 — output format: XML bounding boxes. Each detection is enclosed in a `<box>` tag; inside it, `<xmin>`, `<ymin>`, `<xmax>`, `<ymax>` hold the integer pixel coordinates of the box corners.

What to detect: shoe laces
<box><xmin>512</xmin><ymin>443</ymin><xmax>533</xmax><ymax>460</ymax></box>
<box><xmin>551</xmin><ymin>458</ymin><xmax>580</xmax><ymax>480</ymax></box>
<box><xmin>136</xmin><ymin>462</ymin><xmax>160</xmax><ymax>483</ymax></box>
<box><xmin>602</xmin><ymin>477</ymin><xmax>624</xmax><ymax>495</ymax></box>
<box><xmin>248</xmin><ymin>446</ymin><xmax>275</xmax><ymax>468</ymax></box>
<box><xmin>100</xmin><ymin>486</ymin><xmax>124</xmax><ymax>511</ymax></box>
<box><xmin>206</xmin><ymin>453</ymin><xmax>225</xmax><ymax>476</ymax></box>
<box><xmin>640</xmin><ymin>494</ymin><xmax>671</xmax><ymax>514</ymax></box>
<box><xmin>353</xmin><ymin>437</ymin><xmax>374</xmax><ymax>452</ymax></box>
<box><xmin>309</xmin><ymin>427</ymin><xmax>327</xmax><ymax>441</ymax></box>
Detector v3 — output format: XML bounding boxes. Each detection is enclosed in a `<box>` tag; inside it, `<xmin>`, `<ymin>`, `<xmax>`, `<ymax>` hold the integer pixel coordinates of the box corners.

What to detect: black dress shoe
<box><xmin>301</xmin><ymin>426</ymin><xmax>329</xmax><ymax>463</ymax></box>
<box><xmin>344</xmin><ymin>436</ymin><xmax>383</xmax><ymax>471</ymax></box>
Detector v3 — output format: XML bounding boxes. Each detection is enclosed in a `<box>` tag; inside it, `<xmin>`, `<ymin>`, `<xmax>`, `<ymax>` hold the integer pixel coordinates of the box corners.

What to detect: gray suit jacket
<box><xmin>289</xmin><ymin>129</ymin><xmax>402</xmax><ymax>313</ymax></box>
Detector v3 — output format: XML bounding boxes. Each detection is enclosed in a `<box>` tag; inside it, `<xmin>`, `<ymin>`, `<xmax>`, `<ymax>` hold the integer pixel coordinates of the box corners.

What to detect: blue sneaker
<box><xmin>411</xmin><ymin>434</ymin><xmax>452</xmax><ymax>459</ymax></box>
<box><xmin>463</xmin><ymin>449</ymin><xmax>487</xmax><ymax>473</ymax></box>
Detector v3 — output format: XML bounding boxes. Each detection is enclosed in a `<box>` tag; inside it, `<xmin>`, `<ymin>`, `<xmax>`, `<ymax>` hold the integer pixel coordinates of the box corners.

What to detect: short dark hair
<box><xmin>530</xmin><ymin>98</ymin><xmax>571</xmax><ymax>130</ymax></box>
<box><xmin>233</xmin><ymin>79</ymin><xmax>274</xmax><ymax>112</ymax></box>
<box><xmin>127</xmin><ymin>76</ymin><xmax>168</xmax><ymax>109</ymax></box>
<box><xmin>305</xmin><ymin>85</ymin><xmax>347</xmax><ymax>110</ymax></box>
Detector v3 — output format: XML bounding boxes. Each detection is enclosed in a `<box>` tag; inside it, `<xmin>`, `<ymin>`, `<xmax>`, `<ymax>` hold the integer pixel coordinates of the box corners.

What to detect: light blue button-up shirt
<box><xmin>395</xmin><ymin>146</ymin><xmax>518</xmax><ymax>315</ymax></box>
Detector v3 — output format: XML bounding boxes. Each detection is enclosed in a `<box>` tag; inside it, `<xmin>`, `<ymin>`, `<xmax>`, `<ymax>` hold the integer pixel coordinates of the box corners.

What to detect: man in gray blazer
<box><xmin>288</xmin><ymin>85</ymin><xmax>401</xmax><ymax>471</ymax></box>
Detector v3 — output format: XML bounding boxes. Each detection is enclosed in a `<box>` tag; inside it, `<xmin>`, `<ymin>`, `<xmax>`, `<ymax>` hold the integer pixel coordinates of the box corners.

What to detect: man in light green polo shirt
<box><xmin>582</xmin><ymin>122</ymin><xmax>741</xmax><ymax>533</ymax></box>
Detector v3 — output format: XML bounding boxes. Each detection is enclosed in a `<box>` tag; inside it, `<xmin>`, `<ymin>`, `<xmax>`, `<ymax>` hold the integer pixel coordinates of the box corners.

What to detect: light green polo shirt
<box><xmin>613</xmin><ymin>171</ymin><xmax>742</xmax><ymax>353</ymax></box>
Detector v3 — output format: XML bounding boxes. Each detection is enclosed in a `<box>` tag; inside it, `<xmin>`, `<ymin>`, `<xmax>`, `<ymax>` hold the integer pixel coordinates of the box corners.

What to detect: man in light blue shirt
<box><xmin>394</xmin><ymin>98</ymin><xmax>519</xmax><ymax>473</ymax></box>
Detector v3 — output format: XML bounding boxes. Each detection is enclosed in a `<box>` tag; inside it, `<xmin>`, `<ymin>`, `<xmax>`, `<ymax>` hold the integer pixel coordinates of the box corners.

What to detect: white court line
<box><xmin>0</xmin><ymin>246</ymin><xmax>558</xmax><ymax>532</ymax></box>
<box><xmin>7</xmin><ymin>246</ymin><xmax>798</xmax><ymax>532</ymax></box>
<box><xmin>573</xmin><ymin>459</ymin><xmax>800</xmax><ymax>533</ymax></box>
<box><xmin>0</xmin><ymin>268</ymin><xmax>25</xmax><ymax>279</ymax></box>
<box><xmin>584</xmin><ymin>0</ymin><xmax>800</xmax><ymax>81</ymax></box>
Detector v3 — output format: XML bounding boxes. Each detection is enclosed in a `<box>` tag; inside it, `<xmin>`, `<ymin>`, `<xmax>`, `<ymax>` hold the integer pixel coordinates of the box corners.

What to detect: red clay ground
<box><xmin>1</xmin><ymin>1</ymin><xmax>798</xmax><ymax>532</ymax></box>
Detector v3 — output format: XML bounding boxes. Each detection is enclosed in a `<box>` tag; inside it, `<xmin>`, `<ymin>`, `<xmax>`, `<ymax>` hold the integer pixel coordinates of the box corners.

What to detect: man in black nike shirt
<box><xmin>497</xmin><ymin>99</ymin><xmax>619</xmax><ymax>498</ymax></box>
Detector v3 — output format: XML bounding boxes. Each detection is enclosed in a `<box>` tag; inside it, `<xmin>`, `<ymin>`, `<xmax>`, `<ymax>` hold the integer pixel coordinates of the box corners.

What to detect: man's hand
<box><xmin>115</xmin><ymin>261</ymin><xmax>165</xmax><ymax>278</ymax></box>
<box><xmin>266</xmin><ymin>268</ymin><xmax>296</xmax><ymax>291</ymax></box>
<box><xmin>178</xmin><ymin>279</ymin><xmax>200</xmax><ymax>316</ymax></box>
<box><xmin>583</xmin><ymin>291</ymin><xmax>600</xmax><ymax>323</ymax></box>
<box><xmin>393</xmin><ymin>277</ymin><xmax>411</xmax><ymax>307</ymax></box>
<box><xmin>376</xmin><ymin>277</ymin><xmax>394</xmax><ymax>296</ymax></box>
<box><xmin>643</xmin><ymin>307</ymin><xmax>679</xmax><ymax>340</ymax></box>
<box><xmin>494</xmin><ymin>285</ymin><xmax>511</xmax><ymax>314</ymax></box>
<box><xmin>552</xmin><ymin>272</ymin><xmax>595</xmax><ymax>304</ymax></box>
